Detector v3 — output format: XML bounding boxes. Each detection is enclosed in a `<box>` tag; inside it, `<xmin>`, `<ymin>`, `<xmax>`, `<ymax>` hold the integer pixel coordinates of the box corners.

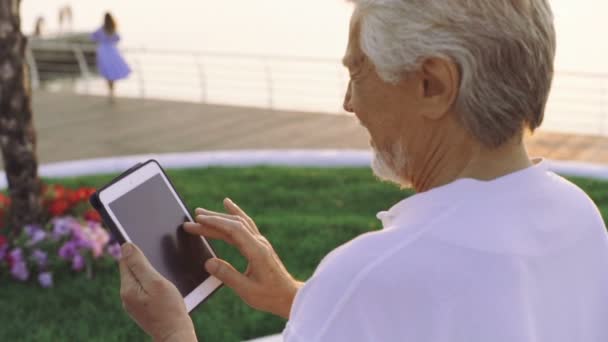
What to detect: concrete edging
<box><xmin>0</xmin><ymin>150</ymin><xmax>607</xmax><ymax>189</ymax></box>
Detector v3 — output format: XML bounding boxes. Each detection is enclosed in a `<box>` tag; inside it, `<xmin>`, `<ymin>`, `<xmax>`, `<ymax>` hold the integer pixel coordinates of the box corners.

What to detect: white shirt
<box><xmin>283</xmin><ymin>159</ymin><xmax>608</xmax><ymax>342</ymax></box>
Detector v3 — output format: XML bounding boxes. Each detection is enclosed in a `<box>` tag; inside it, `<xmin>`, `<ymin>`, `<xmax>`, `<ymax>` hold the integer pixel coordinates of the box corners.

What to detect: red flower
<box><xmin>84</xmin><ymin>209</ymin><xmax>102</xmax><ymax>222</ymax></box>
<box><xmin>53</xmin><ymin>185</ymin><xmax>67</xmax><ymax>200</ymax></box>
<box><xmin>66</xmin><ymin>189</ymin><xmax>79</xmax><ymax>205</ymax></box>
<box><xmin>0</xmin><ymin>235</ymin><xmax>6</xmax><ymax>249</ymax></box>
<box><xmin>42</xmin><ymin>184</ymin><xmax>65</xmax><ymax>201</ymax></box>
<box><xmin>76</xmin><ymin>188</ymin><xmax>90</xmax><ymax>202</ymax></box>
<box><xmin>0</xmin><ymin>194</ymin><xmax>10</xmax><ymax>209</ymax></box>
<box><xmin>42</xmin><ymin>187</ymin><xmax>51</xmax><ymax>201</ymax></box>
<box><xmin>49</xmin><ymin>199</ymin><xmax>70</xmax><ymax>216</ymax></box>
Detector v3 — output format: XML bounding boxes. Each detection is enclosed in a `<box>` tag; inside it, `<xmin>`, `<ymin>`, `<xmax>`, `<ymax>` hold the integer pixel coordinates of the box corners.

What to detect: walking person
<box><xmin>91</xmin><ymin>12</ymin><xmax>131</xmax><ymax>103</ymax></box>
<box><xmin>58</xmin><ymin>5</ymin><xmax>73</xmax><ymax>33</ymax></box>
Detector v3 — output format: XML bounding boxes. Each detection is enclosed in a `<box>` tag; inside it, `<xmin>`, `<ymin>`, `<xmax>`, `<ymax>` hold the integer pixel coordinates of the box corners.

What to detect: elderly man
<box><xmin>117</xmin><ymin>0</ymin><xmax>608</xmax><ymax>341</ymax></box>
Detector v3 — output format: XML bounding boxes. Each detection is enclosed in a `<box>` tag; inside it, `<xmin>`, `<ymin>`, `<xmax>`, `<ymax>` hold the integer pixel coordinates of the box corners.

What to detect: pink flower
<box><xmin>74</xmin><ymin>222</ymin><xmax>109</xmax><ymax>258</ymax></box>
<box><xmin>91</xmin><ymin>226</ymin><xmax>110</xmax><ymax>258</ymax></box>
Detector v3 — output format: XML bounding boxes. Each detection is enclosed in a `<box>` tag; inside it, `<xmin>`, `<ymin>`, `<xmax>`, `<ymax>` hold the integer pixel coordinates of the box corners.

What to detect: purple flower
<box><xmin>11</xmin><ymin>261</ymin><xmax>29</xmax><ymax>281</ymax></box>
<box><xmin>58</xmin><ymin>241</ymin><xmax>77</xmax><ymax>260</ymax></box>
<box><xmin>52</xmin><ymin>217</ymin><xmax>74</xmax><ymax>240</ymax></box>
<box><xmin>72</xmin><ymin>253</ymin><xmax>85</xmax><ymax>271</ymax></box>
<box><xmin>38</xmin><ymin>272</ymin><xmax>53</xmax><ymax>288</ymax></box>
<box><xmin>32</xmin><ymin>249</ymin><xmax>48</xmax><ymax>267</ymax></box>
<box><xmin>24</xmin><ymin>224</ymin><xmax>42</xmax><ymax>237</ymax></box>
<box><xmin>74</xmin><ymin>235</ymin><xmax>92</xmax><ymax>250</ymax></box>
<box><xmin>9</xmin><ymin>248</ymin><xmax>23</xmax><ymax>263</ymax></box>
<box><xmin>0</xmin><ymin>245</ymin><xmax>8</xmax><ymax>261</ymax></box>
<box><xmin>106</xmin><ymin>243</ymin><xmax>122</xmax><ymax>260</ymax></box>
<box><xmin>27</xmin><ymin>229</ymin><xmax>47</xmax><ymax>246</ymax></box>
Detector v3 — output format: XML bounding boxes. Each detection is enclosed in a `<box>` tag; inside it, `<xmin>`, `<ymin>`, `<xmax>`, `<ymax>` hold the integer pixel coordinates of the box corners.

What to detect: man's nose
<box><xmin>343</xmin><ymin>80</ymin><xmax>354</xmax><ymax>113</ymax></box>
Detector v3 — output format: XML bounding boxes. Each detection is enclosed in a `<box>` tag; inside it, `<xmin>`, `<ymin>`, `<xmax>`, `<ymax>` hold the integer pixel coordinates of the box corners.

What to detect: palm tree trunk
<box><xmin>0</xmin><ymin>0</ymin><xmax>43</xmax><ymax>235</ymax></box>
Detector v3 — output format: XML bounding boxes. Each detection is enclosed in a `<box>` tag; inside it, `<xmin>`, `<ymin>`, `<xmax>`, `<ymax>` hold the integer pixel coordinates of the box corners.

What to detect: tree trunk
<box><xmin>0</xmin><ymin>0</ymin><xmax>43</xmax><ymax>235</ymax></box>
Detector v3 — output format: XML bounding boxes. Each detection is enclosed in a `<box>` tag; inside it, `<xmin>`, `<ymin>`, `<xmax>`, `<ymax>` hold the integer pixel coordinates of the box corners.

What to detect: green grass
<box><xmin>1</xmin><ymin>167</ymin><xmax>607</xmax><ymax>341</ymax></box>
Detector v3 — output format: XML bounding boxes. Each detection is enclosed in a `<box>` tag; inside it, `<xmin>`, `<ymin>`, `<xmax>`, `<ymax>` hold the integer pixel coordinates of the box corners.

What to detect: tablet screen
<box><xmin>108</xmin><ymin>173</ymin><xmax>213</xmax><ymax>296</ymax></box>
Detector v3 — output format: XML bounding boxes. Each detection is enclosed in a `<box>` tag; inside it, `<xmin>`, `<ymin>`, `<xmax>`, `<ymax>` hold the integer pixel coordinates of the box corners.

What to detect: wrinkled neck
<box><xmin>407</xmin><ymin>128</ymin><xmax>475</xmax><ymax>192</ymax></box>
<box><xmin>402</xmin><ymin>118</ymin><xmax>531</xmax><ymax>193</ymax></box>
<box><xmin>456</xmin><ymin>138</ymin><xmax>532</xmax><ymax>182</ymax></box>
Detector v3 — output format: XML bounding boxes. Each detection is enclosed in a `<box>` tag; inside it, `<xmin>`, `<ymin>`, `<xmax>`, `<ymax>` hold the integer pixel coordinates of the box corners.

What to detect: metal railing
<box><xmin>27</xmin><ymin>42</ymin><xmax>348</xmax><ymax>114</ymax></box>
<box><xmin>26</xmin><ymin>42</ymin><xmax>608</xmax><ymax>136</ymax></box>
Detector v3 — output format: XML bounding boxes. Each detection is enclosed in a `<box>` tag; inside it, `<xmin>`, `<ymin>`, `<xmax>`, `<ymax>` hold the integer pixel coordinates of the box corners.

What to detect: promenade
<box><xmin>3</xmin><ymin>91</ymin><xmax>605</xmax><ymax>170</ymax></box>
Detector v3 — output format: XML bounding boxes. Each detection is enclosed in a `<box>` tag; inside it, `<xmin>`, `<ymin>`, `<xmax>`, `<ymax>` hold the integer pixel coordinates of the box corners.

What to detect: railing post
<box><xmin>25</xmin><ymin>45</ymin><xmax>40</xmax><ymax>90</ymax></box>
<box><xmin>72</xmin><ymin>45</ymin><xmax>91</xmax><ymax>93</ymax></box>
<box><xmin>132</xmin><ymin>54</ymin><xmax>146</xmax><ymax>99</ymax></box>
<box><xmin>263</xmin><ymin>58</ymin><xmax>274</xmax><ymax>110</ymax></box>
<box><xmin>194</xmin><ymin>53</ymin><xmax>207</xmax><ymax>103</ymax></box>
<box><xmin>601</xmin><ymin>81</ymin><xmax>606</xmax><ymax>136</ymax></box>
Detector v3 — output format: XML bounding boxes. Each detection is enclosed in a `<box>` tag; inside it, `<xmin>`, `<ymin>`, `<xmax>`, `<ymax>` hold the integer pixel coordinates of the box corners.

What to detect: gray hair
<box><xmin>349</xmin><ymin>0</ymin><xmax>556</xmax><ymax>148</ymax></box>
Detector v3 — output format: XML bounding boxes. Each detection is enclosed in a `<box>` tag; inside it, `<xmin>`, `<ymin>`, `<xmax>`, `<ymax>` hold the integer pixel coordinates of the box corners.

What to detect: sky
<box><xmin>20</xmin><ymin>0</ymin><xmax>608</xmax><ymax>72</ymax></box>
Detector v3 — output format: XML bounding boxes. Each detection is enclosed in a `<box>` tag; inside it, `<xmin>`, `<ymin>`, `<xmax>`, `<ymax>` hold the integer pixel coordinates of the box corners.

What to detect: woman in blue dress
<box><xmin>91</xmin><ymin>13</ymin><xmax>131</xmax><ymax>102</ymax></box>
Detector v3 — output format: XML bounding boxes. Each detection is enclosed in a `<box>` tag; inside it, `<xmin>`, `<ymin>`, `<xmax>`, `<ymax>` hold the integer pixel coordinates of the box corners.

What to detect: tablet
<box><xmin>90</xmin><ymin>160</ymin><xmax>222</xmax><ymax>312</ymax></box>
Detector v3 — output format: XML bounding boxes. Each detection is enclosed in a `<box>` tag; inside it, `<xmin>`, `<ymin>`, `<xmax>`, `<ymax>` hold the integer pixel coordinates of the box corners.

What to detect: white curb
<box><xmin>0</xmin><ymin>150</ymin><xmax>607</xmax><ymax>190</ymax></box>
<box><xmin>545</xmin><ymin>159</ymin><xmax>608</xmax><ymax>181</ymax></box>
<box><xmin>244</xmin><ymin>334</ymin><xmax>283</xmax><ymax>342</ymax></box>
<box><xmin>0</xmin><ymin>150</ymin><xmax>371</xmax><ymax>190</ymax></box>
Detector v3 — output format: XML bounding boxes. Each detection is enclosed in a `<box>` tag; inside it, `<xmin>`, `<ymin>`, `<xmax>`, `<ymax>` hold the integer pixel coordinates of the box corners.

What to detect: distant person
<box><xmin>91</xmin><ymin>12</ymin><xmax>131</xmax><ymax>103</ymax></box>
<box><xmin>58</xmin><ymin>5</ymin><xmax>73</xmax><ymax>33</ymax></box>
<box><xmin>33</xmin><ymin>17</ymin><xmax>45</xmax><ymax>37</ymax></box>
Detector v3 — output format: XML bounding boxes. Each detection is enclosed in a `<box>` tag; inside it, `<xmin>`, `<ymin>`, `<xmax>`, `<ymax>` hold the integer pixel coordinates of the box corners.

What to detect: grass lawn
<box><xmin>1</xmin><ymin>167</ymin><xmax>607</xmax><ymax>341</ymax></box>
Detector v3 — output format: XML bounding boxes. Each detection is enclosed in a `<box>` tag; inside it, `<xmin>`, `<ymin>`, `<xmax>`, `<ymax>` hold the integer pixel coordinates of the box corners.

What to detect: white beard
<box><xmin>371</xmin><ymin>142</ymin><xmax>411</xmax><ymax>188</ymax></box>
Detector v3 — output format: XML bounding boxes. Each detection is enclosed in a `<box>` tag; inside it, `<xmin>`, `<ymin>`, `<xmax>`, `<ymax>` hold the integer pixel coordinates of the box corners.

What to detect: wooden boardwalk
<box><xmin>1</xmin><ymin>91</ymin><xmax>605</xmax><ymax>169</ymax></box>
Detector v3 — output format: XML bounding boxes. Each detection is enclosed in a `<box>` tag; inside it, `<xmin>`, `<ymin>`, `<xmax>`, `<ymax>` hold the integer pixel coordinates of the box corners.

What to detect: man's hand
<box><xmin>184</xmin><ymin>198</ymin><xmax>304</xmax><ymax>319</ymax></box>
<box><xmin>119</xmin><ymin>243</ymin><xmax>197</xmax><ymax>342</ymax></box>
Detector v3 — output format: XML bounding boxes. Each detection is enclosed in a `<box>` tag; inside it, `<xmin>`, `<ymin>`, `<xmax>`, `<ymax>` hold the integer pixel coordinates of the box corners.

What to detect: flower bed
<box><xmin>0</xmin><ymin>185</ymin><xmax>119</xmax><ymax>288</ymax></box>
<box><xmin>1</xmin><ymin>167</ymin><xmax>607</xmax><ymax>341</ymax></box>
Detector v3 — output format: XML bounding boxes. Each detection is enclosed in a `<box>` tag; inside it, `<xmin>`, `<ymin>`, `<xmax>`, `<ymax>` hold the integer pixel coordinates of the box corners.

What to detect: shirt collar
<box><xmin>376</xmin><ymin>158</ymin><xmax>547</xmax><ymax>229</ymax></box>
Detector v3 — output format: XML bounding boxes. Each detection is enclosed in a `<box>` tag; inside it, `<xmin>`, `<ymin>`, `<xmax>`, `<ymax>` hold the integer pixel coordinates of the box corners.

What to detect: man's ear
<box><xmin>418</xmin><ymin>57</ymin><xmax>460</xmax><ymax>120</ymax></box>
